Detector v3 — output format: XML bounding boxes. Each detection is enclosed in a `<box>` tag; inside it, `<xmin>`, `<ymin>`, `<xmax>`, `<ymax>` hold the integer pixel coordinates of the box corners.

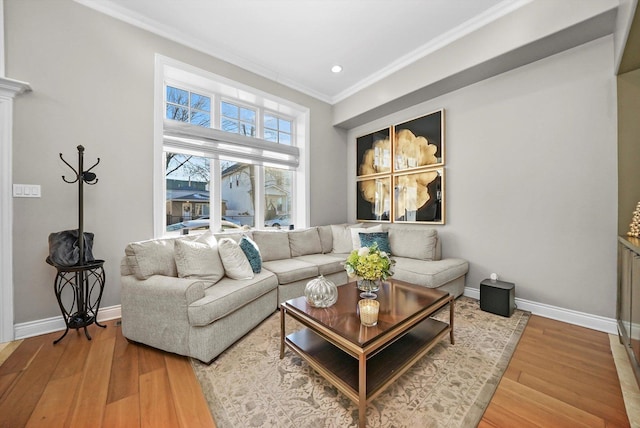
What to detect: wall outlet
<box><xmin>13</xmin><ymin>184</ymin><xmax>41</xmax><ymax>198</ymax></box>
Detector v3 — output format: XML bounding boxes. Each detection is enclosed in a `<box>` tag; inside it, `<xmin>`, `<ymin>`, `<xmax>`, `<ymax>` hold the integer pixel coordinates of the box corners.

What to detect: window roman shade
<box><xmin>163</xmin><ymin>120</ymin><xmax>299</xmax><ymax>168</ymax></box>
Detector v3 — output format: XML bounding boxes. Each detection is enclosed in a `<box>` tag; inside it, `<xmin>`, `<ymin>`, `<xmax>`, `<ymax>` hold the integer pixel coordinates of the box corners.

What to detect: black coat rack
<box><xmin>48</xmin><ymin>145</ymin><xmax>106</xmax><ymax>344</ymax></box>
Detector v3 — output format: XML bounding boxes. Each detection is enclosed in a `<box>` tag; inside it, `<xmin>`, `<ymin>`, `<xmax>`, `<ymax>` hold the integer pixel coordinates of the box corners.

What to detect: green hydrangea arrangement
<box><xmin>343</xmin><ymin>242</ymin><xmax>395</xmax><ymax>281</ymax></box>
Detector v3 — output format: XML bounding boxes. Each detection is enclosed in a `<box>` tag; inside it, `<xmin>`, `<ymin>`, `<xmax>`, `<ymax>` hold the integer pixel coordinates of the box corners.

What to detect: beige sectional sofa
<box><xmin>120</xmin><ymin>224</ymin><xmax>468</xmax><ymax>362</ymax></box>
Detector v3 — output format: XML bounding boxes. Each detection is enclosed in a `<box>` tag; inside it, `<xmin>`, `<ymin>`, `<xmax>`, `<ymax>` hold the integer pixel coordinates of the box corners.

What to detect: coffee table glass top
<box><xmin>284</xmin><ymin>278</ymin><xmax>449</xmax><ymax>347</ymax></box>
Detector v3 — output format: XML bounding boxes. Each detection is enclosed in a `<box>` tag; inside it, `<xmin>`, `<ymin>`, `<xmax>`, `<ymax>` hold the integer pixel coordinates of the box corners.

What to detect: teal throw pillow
<box><xmin>359</xmin><ymin>232</ymin><xmax>392</xmax><ymax>255</ymax></box>
<box><xmin>239</xmin><ymin>235</ymin><xmax>262</xmax><ymax>273</ymax></box>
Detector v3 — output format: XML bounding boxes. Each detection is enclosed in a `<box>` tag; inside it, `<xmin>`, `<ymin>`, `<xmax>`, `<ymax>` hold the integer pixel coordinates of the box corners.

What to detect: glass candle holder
<box><xmin>358</xmin><ymin>299</ymin><xmax>380</xmax><ymax>327</ymax></box>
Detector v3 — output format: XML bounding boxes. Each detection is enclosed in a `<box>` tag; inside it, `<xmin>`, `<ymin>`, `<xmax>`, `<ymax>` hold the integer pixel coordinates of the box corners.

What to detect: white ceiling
<box><xmin>76</xmin><ymin>0</ymin><xmax>528</xmax><ymax>104</ymax></box>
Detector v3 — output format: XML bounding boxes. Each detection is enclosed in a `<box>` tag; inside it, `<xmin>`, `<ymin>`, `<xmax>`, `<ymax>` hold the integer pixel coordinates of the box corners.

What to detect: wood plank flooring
<box><xmin>480</xmin><ymin>315</ymin><xmax>631</xmax><ymax>428</ymax></box>
<box><xmin>0</xmin><ymin>314</ymin><xmax>631</xmax><ymax>427</ymax></box>
<box><xmin>0</xmin><ymin>320</ymin><xmax>215</xmax><ymax>428</ymax></box>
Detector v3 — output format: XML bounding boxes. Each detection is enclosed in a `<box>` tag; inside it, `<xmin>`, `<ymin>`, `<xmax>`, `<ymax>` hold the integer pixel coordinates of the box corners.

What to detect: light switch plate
<box><xmin>13</xmin><ymin>184</ymin><xmax>41</xmax><ymax>198</ymax></box>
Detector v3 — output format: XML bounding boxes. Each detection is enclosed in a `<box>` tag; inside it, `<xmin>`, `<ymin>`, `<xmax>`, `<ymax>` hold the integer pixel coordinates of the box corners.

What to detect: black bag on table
<box><xmin>48</xmin><ymin>229</ymin><xmax>95</xmax><ymax>267</ymax></box>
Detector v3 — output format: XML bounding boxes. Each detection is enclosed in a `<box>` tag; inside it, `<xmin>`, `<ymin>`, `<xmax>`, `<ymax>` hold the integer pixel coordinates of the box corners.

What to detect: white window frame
<box><xmin>154</xmin><ymin>55</ymin><xmax>310</xmax><ymax>237</ymax></box>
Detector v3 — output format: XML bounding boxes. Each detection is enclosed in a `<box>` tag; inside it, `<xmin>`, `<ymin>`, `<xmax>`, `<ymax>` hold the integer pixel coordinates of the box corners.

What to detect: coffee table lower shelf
<box><xmin>284</xmin><ymin>317</ymin><xmax>449</xmax><ymax>404</ymax></box>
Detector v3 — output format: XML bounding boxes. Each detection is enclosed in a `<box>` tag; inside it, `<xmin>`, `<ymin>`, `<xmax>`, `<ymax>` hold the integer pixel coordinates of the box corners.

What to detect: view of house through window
<box><xmin>265</xmin><ymin>167</ymin><xmax>292</xmax><ymax>228</ymax></box>
<box><xmin>161</xmin><ymin>71</ymin><xmax>301</xmax><ymax>236</ymax></box>
<box><xmin>165</xmin><ymin>153</ymin><xmax>211</xmax><ymax>235</ymax></box>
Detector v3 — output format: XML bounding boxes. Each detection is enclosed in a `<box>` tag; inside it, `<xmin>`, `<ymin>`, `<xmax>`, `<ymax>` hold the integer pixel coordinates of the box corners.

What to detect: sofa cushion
<box><xmin>261</xmin><ymin>259</ymin><xmax>319</xmax><ymax>284</ymax></box>
<box><xmin>317</xmin><ymin>225</ymin><xmax>333</xmax><ymax>254</ymax></box>
<box><xmin>289</xmin><ymin>227</ymin><xmax>322</xmax><ymax>257</ymax></box>
<box><xmin>187</xmin><ymin>271</ymin><xmax>278</xmax><ymax>326</ymax></box>
<box><xmin>174</xmin><ymin>238</ymin><xmax>225</xmax><ymax>285</ymax></box>
<box><xmin>330</xmin><ymin>223</ymin><xmax>363</xmax><ymax>253</ymax></box>
<box><xmin>125</xmin><ymin>237</ymin><xmax>178</xmax><ymax>280</ymax></box>
<box><xmin>350</xmin><ymin>224</ymin><xmax>383</xmax><ymax>249</ymax></box>
<box><xmin>293</xmin><ymin>254</ymin><xmax>345</xmax><ymax>276</ymax></box>
<box><xmin>388</xmin><ymin>228</ymin><xmax>437</xmax><ymax>260</ymax></box>
<box><xmin>218</xmin><ymin>238</ymin><xmax>254</xmax><ymax>280</ymax></box>
<box><xmin>252</xmin><ymin>231</ymin><xmax>291</xmax><ymax>262</ymax></box>
<box><xmin>359</xmin><ymin>231</ymin><xmax>392</xmax><ymax>254</ymax></box>
<box><xmin>239</xmin><ymin>235</ymin><xmax>262</xmax><ymax>273</ymax></box>
<box><xmin>392</xmin><ymin>257</ymin><xmax>469</xmax><ymax>288</ymax></box>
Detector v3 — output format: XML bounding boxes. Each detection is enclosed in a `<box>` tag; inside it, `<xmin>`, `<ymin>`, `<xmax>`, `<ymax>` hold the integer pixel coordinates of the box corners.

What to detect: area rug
<box><xmin>192</xmin><ymin>296</ymin><xmax>529</xmax><ymax>428</ymax></box>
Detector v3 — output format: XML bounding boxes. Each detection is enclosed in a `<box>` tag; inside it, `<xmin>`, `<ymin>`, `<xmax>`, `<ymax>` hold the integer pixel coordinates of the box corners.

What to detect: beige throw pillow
<box><xmin>217</xmin><ymin>238</ymin><xmax>254</xmax><ymax>280</ymax></box>
<box><xmin>330</xmin><ymin>223</ymin><xmax>363</xmax><ymax>253</ymax></box>
<box><xmin>388</xmin><ymin>228</ymin><xmax>437</xmax><ymax>260</ymax></box>
<box><xmin>125</xmin><ymin>237</ymin><xmax>178</xmax><ymax>280</ymax></box>
<box><xmin>173</xmin><ymin>238</ymin><xmax>224</xmax><ymax>285</ymax></box>
<box><xmin>289</xmin><ymin>227</ymin><xmax>322</xmax><ymax>257</ymax></box>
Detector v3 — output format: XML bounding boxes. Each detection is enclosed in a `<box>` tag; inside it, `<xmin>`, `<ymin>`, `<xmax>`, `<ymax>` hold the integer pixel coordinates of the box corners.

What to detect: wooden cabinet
<box><xmin>618</xmin><ymin>236</ymin><xmax>640</xmax><ymax>384</ymax></box>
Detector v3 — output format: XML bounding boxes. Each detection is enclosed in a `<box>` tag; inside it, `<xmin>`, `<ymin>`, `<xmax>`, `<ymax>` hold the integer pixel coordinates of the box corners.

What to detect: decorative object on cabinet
<box><xmin>46</xmin><ymin>145</ymin><xmax>106</xmax><ymax>344</ymax></box>
<box><xmin>627</xmin><ymin>201</ymin><xmax>640</xmax><ymax>238</ymax></box>
<box><xmin>356</xmin><ymin>109</ymin><xmax>445</xmax><ymax>224</ymax></box>
<box><xmin>617</xmin><ymin>236</ymin><xmax>640</xmax><ymax>386</ymax></box>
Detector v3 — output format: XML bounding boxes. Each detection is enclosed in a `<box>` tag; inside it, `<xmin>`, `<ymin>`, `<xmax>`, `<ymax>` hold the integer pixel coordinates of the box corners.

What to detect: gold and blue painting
<box><xmin>394</xmin><ymin>109</ymin><xmax>444</xmax><ymax>172</ymax></box>
<box><xmin>356</xmin><ymin>127</ymin><xmax>391</xmax><ymax>177</ymax></box>
<box><xmin>393</xmin><ymin>169</ymin><xmax>444</xmax><ymax>224</ymax></box>
<box><xmin>356</xmin><ymin>177</ymin><xmax>392</xmax><ymax>222</ymax></box>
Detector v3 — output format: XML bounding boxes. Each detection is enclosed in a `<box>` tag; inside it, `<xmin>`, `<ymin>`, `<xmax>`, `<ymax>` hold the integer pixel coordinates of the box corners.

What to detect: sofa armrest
<box><xmin>121</xmin><ymin>274</ymin><xmax>209</xmax><ymax>305</ymax></box>
<box><xmin>120</xmin><ymin>274</ymin><xmax>213</xmax><ymax>355</ymax></box>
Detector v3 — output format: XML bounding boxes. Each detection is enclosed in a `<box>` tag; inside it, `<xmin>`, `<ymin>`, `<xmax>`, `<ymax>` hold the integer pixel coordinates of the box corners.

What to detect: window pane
<box><xmin>279</xmin><ymin>132</ymin><xmax>291</xmax><ymax>145</ymax></box>
<box><xmin>165</xmin><ymin>152</ymin><xmax>211</xmax><ymax>236</ymax></box>
<box><xmin>240</xmin><ymin>121</ymin><xmax>255</xmax><ymax>137</ymax></box>
<box><xmin>221</xmin><ymin>101</ymin><xmax>238</xmax><ymax>118</ymax></box>
<box><xmin>191</xmin><ymin>93</ymin><xmax>211</xmax><ymax>112</ymax></box>
<box><xmin>221</xmin><ymin>161</ymin><xmax>255</xmax><ymax>228</ymax></box>
<box><xmin>222</xmin><ymin>118</ymin><xmax>238</xmax><ymax>133</ymax></box>
<box><xmin>279</xmin><ymin>118</ymin><xmax>291</xmax><ymax>133</ymax></box>
<box><xmin>240</xmin><ymin>107</ymin><xmax>255</xmax><ymax>124</ymax></box>
<box><xmin>265</xmin><ymin>167</ymin><xmax>292</xmax><ymax>229</ymax></box>
<box><xmin>264</xmin><ymin>114</ymin><xmax>277</xmax><ymax>130</ymax></box>
<box><xmin>264</xmin><ymin>129</ymin><xmax>277</xmax><ymax>142</ymax></box>
<box><xmin>190</xmin><ymin>111</ymin><xmax>211</xmax><ymax>127</ymax></box>
<box><xmin>167</xmin><ymin>86</ymin><xmax>188</xmax><ymax>106</ymax></box>
<box><xmin>166</xmin><ymin>104</ymin><xmax>189</xmax><ymax>122</ymax></box>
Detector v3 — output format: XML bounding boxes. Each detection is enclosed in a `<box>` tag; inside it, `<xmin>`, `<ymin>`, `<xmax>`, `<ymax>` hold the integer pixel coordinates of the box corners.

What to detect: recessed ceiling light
<box><xmin>331</xmin><ymin>65</ymin><xmax>343</xmax><ymax>73</ymax></box>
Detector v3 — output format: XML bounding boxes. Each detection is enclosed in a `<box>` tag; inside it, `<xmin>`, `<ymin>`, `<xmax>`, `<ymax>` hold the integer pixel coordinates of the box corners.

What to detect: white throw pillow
<box><xmin>174</xmin><ymin>238</ymin><xmax>224</xmax><ymax>285</ymax></box>
<box><xmin>350</xmin><ymin>225</ymin><xmax>383</xmax><ymax>250</ymax></box>
<box><xmin>217</xmin><ymin>238</ymin><xmax>254</xmax><ymax>280</ymax></box>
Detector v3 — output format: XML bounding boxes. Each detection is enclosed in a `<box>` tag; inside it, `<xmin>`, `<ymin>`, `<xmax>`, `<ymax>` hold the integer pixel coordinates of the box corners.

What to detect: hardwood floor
<box><xmin>0</xmin><ymin>314</ymin><xmax>631</xmax><ymax>428</ymax></box>
<box><xmin>480</xmin><ymin>315</ymin><xmax>630</xmax><ymax>428</ymax></box>
<box><xmin>0</xmin><ymin>320</ymin><xmax>215</xmax><ymax>428</ymax></box>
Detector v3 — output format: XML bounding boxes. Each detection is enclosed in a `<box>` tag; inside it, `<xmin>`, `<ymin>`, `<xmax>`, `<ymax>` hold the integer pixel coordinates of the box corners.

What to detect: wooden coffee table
<box><xmin>280</xmin><ymin>278</ymin><xmax>454</xmax><ymax>428</ymax></box>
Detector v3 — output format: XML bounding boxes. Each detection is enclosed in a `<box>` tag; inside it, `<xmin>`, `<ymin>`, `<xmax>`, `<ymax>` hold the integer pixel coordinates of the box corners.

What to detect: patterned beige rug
<box><xmin>192</xmin><ymin>296</ymin><xmax>529</xmax><ymax>428</ymax></box>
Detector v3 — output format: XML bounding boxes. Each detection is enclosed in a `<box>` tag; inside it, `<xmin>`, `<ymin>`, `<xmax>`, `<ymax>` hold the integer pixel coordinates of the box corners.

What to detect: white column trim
<box><xmin>0</xmin><ymin>0</ymin><xmax>5</xmax><ymax>77</ymax></box>
<box><xmin>0</xmin><ymin>77</ymin><xmax>31</xmax><ymax>343</ymax></box>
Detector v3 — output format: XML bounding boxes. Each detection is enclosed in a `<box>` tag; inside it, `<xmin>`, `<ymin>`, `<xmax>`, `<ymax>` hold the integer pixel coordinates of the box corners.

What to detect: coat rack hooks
<box><xmin>60</xmin><ymin>145</ymin><xmax>100</xmax><ymax>185</ymax></box>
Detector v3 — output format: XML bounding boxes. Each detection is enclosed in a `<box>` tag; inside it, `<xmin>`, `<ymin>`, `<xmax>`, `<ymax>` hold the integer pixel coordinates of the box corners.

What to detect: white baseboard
<box><xmin>11</xmin><ymin>291</ymin><xmax>619</xmax><ymax>340</ymax></box>
<box><xmin>14</xmin><ymin>305</ymin><xmax>122</xmax><ymax>340</ymax></box>
<box><xmin>464</xmin><ymin>287</ymin><xmax>618</xmax><ymax>335</ymax></box>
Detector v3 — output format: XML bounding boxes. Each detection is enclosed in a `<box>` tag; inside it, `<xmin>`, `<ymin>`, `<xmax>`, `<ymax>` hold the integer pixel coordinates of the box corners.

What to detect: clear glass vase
<box><xmin>357</xmin><ymin>278</ymin><xmax>381</xmax><ymax>299</ymax></box>
<box><xmin>304</xmin><ymin>275</ymin><xmax>338</xmax><ymax>308</ymax></box>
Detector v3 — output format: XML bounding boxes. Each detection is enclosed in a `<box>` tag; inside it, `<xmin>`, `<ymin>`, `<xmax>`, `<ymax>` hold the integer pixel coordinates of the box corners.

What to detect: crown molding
<box><xmin>75</xmin><ymin>0</ymin><xmax>530</xmax><ymax>105</ymax></box>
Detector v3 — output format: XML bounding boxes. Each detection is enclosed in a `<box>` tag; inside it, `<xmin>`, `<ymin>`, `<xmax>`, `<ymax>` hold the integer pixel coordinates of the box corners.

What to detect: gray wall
<box><xmin>347</xmin><ymin>36</ymin><xmax>618</xmax><ymax>318</ymax></box>
<box><xmin>6</xmin><ymin>0</ymin><xmax>346</xmax><ymax>324</ymax></box>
